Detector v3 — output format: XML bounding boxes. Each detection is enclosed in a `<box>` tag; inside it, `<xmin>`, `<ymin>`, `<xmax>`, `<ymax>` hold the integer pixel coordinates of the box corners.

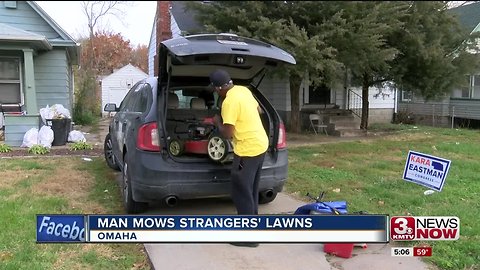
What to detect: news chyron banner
<box><xmin>37</xmin><ymin>214</ymin><xmax>389</xmax><ymax>243</ymax></box>
<box><xmin>390</xmin><ymin>216</ymin><xmax>460</xmax><ymax>241</ymax></box>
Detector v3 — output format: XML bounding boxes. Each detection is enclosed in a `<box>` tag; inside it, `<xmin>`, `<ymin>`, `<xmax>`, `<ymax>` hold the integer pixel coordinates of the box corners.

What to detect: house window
<box><xmin>401</xmin><ymin>90</ymin><xmax>412</xmax><ymax>102</ymax></box>
<box><xmin>0</xmin><ymin>58</ymin><xmax>22</xmax><ymax>104</ymax></box>
<box><xmin>460</xmin><ymin>75</ymin><xmax>472</xmax><ymax>98</ymax></box>
<box><xmin>473</xmin><ymin>75</ymin><xmax>480</xmax><ymax>99</ymax></box>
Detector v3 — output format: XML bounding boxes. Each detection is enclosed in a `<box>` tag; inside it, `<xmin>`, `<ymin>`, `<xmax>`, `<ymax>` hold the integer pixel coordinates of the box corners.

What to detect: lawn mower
<box><xmin>168</xmin><ymin>116</ymin><xmax>234</xmax><ymax>163</ymax></box>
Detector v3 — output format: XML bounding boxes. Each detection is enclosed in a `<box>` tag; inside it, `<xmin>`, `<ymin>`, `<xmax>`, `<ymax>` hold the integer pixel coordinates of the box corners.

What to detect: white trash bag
<box><xmin>21</xmin><ymin>128</ymin><xmax>39</xmax><ymax>148</ymax></box>
<box><xmin>38</xmin><ymin>125</ymin><xmax>54</xmax><ymax>148</ymax></box>
<box><xmin>68</xmin><ymin>130</ymin><xmax>86</xmax><ymax>143</ymax></box>
<box><xmin>39</xmin><ymin>105</ymin><xmax>55</xmax><ymax>125</ymax></box>
<box><xmin>51</xmin><ymin>104</ymin><xmax>71</xmax><ymax>119</ymax></box>
<box><xmin>39</xmin><ymin>104</ymin><xmax>72</xmax><ymax>125</ymax></box>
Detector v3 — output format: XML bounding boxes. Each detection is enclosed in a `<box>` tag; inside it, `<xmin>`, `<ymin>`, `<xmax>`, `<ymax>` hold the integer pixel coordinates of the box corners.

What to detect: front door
<box><xmin>308</xmin><ymin>83</ymin><xmax>331</xmax><ymax>105</ymax></box>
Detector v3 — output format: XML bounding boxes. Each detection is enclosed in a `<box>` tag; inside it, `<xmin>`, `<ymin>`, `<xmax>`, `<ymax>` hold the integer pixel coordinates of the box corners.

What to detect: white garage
<box><xmin>101</xmin><ymin>64</ymin><xmax>148</xmax><ymax>116</ymax></box>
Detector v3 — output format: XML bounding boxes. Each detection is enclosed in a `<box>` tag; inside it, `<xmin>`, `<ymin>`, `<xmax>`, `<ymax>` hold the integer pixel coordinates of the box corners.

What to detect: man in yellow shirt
<box><xmin>210</xmin><ymin>69</ymin><xmax>267</xmax><ymax>246</ymax></box>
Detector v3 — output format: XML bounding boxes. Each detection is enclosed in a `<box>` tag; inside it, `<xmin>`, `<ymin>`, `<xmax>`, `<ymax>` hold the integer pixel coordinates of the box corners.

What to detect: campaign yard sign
<box><xmin>403</xmin><ymin>151</ymin><xmax>451</xmax><ymax>192</ymax></box>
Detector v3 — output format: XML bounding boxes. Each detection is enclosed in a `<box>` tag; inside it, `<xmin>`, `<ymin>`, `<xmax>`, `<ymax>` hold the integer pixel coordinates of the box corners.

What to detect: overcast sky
<box><xmin>35</xmin><ymin>1</ymin><xmax>157</xmax><ymax>47</ymax></box>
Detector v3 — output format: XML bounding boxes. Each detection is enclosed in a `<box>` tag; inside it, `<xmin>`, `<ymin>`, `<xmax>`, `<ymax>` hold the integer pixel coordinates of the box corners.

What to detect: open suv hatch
<box><xmin>104</xmin><ymin>34</ymin><xmax>295</xmax><ymax>213</ymax></box>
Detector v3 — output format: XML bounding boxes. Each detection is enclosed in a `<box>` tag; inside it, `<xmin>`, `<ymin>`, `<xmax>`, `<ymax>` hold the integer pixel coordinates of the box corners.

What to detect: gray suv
<box><xmin>104</xmin><ymin>34</ymin><xmax>296</xmax><ymax>213</ymax></box>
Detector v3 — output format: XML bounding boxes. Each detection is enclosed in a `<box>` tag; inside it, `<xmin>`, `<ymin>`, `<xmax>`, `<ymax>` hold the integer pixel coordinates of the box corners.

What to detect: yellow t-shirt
<box><xmin>221</xmin><ymin>85</ymin><xmax>268</xmax><ymax>157</ymax></box>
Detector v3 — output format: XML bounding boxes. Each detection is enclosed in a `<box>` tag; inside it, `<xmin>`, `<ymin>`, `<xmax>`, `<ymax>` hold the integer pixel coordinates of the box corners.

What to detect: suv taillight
<box><xmin>137</xmin><ymin>122</ymin><xmax>160</xmax><ymax>151</ymax></box>
<box><xmin>277</xmin><ymin>122</ymin><xmax>287</xmax><ymax>149</ymax></box>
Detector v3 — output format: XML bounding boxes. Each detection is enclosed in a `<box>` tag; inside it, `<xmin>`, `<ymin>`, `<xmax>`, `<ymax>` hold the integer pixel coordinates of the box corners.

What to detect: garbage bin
<box><xmin>46</xmin><ymin>118</ymin><xmax>72</xmax><ymax>146</ymax></box>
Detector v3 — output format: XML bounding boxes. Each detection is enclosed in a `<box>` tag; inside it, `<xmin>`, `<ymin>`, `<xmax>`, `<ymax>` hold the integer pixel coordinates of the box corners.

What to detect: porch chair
<box><xmin>309</xmin><ymin>113</ymin><xmax>328</xmax><ymax>135</ymax></box>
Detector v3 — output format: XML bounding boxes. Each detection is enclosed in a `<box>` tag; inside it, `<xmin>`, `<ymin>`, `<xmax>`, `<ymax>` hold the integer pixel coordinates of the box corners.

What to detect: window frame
<box><xmin>118</xmin><ymin>81</ymin><xmax>143</xmax><ymax>112</ymax></box>
<box><xmin>401</xmin><ymin>90</ymin><xmax>412</xmax><ymax>102</ymax></box>
<box><xmin>0</xmin><ymin>56</ymin><xmax>23</xmax><ymax>105</ymax></box>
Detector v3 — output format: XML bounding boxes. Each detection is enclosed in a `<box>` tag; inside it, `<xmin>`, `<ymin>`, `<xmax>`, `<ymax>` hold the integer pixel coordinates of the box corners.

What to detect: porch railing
<box><xmin>347</xmin><ymin>89</ymin><xmax>363</xmax><ymax>118</ymax></box>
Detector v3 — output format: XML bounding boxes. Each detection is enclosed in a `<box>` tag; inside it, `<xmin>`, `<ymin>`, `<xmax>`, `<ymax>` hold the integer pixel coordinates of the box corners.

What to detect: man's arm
<box><xmin>218</xmin><ymin>123</ymin><xmax>234</xmax><ymax>139</ymax></box>
<box><xmin>214</xmin><ymin>115</ymin><xmax>234</xmax><ymax>139</ymax></box>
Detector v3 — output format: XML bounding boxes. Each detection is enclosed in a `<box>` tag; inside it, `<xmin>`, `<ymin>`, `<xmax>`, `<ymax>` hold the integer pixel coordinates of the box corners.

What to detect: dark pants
<box><xmin>230</xmin><ymin>152</ymin><xmax>266</xmax><ymax>215</ymax></box>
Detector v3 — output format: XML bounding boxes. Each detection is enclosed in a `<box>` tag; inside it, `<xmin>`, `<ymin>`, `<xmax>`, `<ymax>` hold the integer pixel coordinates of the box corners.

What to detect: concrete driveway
<box><xmin>143</xmin><ymin>193</ymin><xmax>431</xmax><ymax>270</ymax></box>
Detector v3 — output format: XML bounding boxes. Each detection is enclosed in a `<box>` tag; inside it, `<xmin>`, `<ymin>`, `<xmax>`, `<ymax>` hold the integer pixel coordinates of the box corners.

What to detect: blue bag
<box><xmin>294</xmin><ymin>201</ymin><xmax>348</xmax><ymax>215</ymax></box>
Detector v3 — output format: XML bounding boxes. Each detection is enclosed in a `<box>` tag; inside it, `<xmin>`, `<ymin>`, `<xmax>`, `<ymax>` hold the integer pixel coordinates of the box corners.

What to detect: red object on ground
<box><xmin>323</xmin><ymin>243</ymin><xmax>355</xmax><ymax>258</ymax></box>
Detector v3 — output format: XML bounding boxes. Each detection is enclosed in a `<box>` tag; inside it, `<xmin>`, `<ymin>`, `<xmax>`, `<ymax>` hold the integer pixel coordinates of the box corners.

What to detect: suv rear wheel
<box><xmin>122</xmin><ymin>154</ymin><xmax>148</xmax><ymax>213</ymax></box>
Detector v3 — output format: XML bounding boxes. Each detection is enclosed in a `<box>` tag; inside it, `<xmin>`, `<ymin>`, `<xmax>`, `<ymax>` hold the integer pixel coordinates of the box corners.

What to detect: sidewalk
<box><xmin>144</xmin><ymin>193</ymin><xmax>431</xmax><ymax>270</ymax></box>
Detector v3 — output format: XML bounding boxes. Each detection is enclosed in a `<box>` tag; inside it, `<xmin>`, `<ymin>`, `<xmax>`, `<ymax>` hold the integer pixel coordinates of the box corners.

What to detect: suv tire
<box><xmin>122</xmin><ymin>154</ymin><xmax>148</xmax><ymax>213</ymax></box>
<box><xmin>104</xmin><ymin>134</ymin><xmax>120</xmax><ymax>171</ymax></box>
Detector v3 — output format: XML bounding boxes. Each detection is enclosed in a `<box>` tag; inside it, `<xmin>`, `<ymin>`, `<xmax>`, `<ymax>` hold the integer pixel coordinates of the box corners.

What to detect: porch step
<box><xmin>317</xmin><ymin>108</ymin><xmax>352</xmax><ymax>117</ymax></box>
<box><xmin>303</xmin><ymin>108</ymin><xmax>364</xmax><ymax>137</ymax></box>
<box><xmin>326</xmin><ymin>114</ymin><xmax>357</xmax><ymax>123</ymax></box>
<box><xmin>321</xmin><ymin>110</ymin><xmax>363</xmax><ymax>137</ymax></box>
<box><xmin>328</xmin><ymin>121</ymin><xmax>359</xmax><ymax>130</ymax></box>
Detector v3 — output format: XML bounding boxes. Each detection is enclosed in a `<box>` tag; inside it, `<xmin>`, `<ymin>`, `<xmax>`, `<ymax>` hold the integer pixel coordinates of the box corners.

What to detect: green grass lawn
<box><xmin>1</xmin><ymin>123</ymin><xmax>478</xmax><ymax>270</ymax></box>
<box><xmin>286</xmin><ymin>125</ymin><xmax>480</xmax><ymax>270</ymax></box>
<box><xmin>0</xmin><ymin>157</ymin><xmax>149</xmax><ymax>270</ymax></box>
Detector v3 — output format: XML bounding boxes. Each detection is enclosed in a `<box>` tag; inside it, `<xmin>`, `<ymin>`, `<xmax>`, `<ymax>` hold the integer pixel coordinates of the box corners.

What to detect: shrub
<box><xmin>70</xmin><ymin>141</ymin><xmax>94</xmax><ymax>151</ymax></box>
<box><xmin>28</xmin><ymin>145</ymin><xmax>50</xmax><ymax>155</ymax></box>
<box><xmin>393</xmin><ymin>110</ymin><xmax>416</xmax><ymax>125</ymax></box>
<box><xmin>0</xmin><ymin>143</ymin><xmax>12</xmax><ymax>153</ymax></box>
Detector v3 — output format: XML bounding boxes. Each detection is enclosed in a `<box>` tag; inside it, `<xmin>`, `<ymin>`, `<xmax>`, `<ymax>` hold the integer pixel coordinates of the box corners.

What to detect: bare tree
<box><xmin>76</xmin><ymin>1</ymin><xmax>132</xmax><ymax>120</ymax></box>
<box><xmin>80</xmin><ymin>1</ymin><xmax>132</xmax><ymax>69</ymax></box>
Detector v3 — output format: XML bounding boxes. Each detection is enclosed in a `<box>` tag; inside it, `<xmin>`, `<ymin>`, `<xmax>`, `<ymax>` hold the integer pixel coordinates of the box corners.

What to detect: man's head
<box><xmin>209</xmin><ymin>69</ymin><xmax>233</xmax><ymax>97</ymax></box>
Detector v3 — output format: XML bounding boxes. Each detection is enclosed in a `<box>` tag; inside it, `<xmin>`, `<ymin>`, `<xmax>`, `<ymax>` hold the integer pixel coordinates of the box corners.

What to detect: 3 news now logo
<box><xmin>390</xmin><ymin>216</ymin><xmax>460</xmax><ymax>241</ymax></box>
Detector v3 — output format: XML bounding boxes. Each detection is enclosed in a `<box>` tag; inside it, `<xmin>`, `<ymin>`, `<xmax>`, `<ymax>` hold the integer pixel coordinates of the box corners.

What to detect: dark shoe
<box><xmin>229</xmin><ymin>242</ymin><xmax>259</xmax><ymax>248</ymax></box>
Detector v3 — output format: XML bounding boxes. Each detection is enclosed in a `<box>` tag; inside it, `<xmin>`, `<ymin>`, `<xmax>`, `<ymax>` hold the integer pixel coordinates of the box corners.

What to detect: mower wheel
<box><xmin>169</xmin><ymin>139</ymin><xmax>184</xmax><ymax>156</ymax></box>
<box><xmin>207</xmin><ymin>135</ymin><xmax>230</xmax><ymax>162</ymax></box>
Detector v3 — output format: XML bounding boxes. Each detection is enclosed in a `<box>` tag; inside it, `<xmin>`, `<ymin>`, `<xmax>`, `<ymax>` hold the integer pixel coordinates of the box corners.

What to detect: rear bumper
<box><xmin>129</xmin><ymin>150</ymin><xmax>288</xmax><ymax>202</ymax></box>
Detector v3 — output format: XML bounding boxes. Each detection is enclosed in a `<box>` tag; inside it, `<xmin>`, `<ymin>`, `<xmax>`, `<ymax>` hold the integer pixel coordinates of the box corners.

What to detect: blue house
<box><xmin>0</xmin><ymin>1</ymin><xmax>79</xmax><ymax>146</ymax></box>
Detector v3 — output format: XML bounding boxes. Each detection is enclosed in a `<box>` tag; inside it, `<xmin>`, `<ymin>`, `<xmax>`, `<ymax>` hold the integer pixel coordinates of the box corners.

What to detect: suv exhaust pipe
<box><xmin>164</xmin><ymin>196</ymin><xmax>178</xmax><ymax>207</ymax></box>
<box><xmin>261</xmin><ymin>189</ymin><xmax>274</xmax><ymax>199</ymax></box>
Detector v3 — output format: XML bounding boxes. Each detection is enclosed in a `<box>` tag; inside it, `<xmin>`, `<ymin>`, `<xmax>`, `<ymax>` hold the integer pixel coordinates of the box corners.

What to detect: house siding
<box><xmin>256</xmin><ymin>75</ymin><xmax>290</xmax><ymax>123</ymax></box>
<box><xmin>348</xmin><ymin>86</ymin><xmax>396</xmax><ymax>123</ymax></box>
<box><xmin>398</xmin><ymin>96</ymin><xmax>451</xmax><ymax>127</ymax></box>
<box><xmin>34</xmin><ymin>49</ymin><xmax>71</xmax><ymax>111</ymax></box>
<box><xmin>449</xmin><ymin>98</ymin><xmax>480</xmax><ymax>120</ymax></box>
<box><xmin>0</xmin><ymin>1</ymin><xmax>59</xmax><ymax>39</ymax></box>
<box><xmin>4</xmin><ymin>115</ymin><xmax>40</xmax><ymax>146</ymax></box>
<box><xmin>398</xmin><ymin>95</ymin><xmax>450</xmax><ymax>117</ymax></box>
<box><xmin>148</xmin><ymin>15</ymin><xmax>156</xmax><ymax>76</ymax></box>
